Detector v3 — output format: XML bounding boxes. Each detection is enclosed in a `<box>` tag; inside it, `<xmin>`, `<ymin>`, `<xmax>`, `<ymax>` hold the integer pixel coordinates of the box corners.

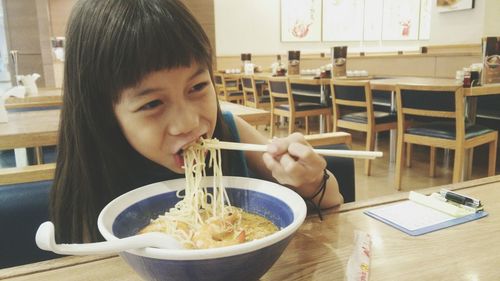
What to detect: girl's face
<box><xmin>114</xmin><ymin>63</ymin><xmax>218</xmax><ymax>173</ymax></box>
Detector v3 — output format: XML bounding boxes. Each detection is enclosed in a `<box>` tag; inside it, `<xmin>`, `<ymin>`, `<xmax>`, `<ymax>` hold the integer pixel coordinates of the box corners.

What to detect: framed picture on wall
<box><xmin>382</xmin><ymin>0</ymin><xmax>420</xmax><ymax>40</ymax></box>
<box><xmin>437</xmin><ymin>0</ymin><xmax>475</xmax><ymax>13</ymax></box>
<box><xmin>322</xmin><ymin>0</ymin><xmax>364</xmax><ymax>42</ymax></box>
<box><xmin>281</xmin><ymin>0</ymin><xmax>321</xmax><ymax>42</ymax></box>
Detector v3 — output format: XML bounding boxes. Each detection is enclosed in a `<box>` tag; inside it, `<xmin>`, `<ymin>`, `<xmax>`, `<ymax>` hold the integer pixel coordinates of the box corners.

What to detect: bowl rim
<box><xmin>98</xmin><ymin>176</ymin><xmax>307</xmax><ymax>260</ymax></box>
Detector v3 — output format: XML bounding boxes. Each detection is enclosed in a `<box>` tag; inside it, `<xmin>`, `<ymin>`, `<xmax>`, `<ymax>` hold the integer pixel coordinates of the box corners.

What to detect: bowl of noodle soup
<box><xmin>98</xmin><ymin>176</ymin><xmax>307</xmax><ymax>281</ymax></box>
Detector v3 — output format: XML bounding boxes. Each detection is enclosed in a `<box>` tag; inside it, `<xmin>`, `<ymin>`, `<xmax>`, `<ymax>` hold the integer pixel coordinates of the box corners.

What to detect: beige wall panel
<box><xmin>347</xmin><ymin>57</ymin><xmax>436</xmax><ymax>77</ymax></box>
<box><xmin>5</xmin><ymin>0</ymin><xmax>40</xmax><ymax>54</ymax></box>
<box><xmin>435</xmin><ymin>55</ymin><xmax>482</xmax><ymax>78</ymax></box>
<box><xmin>48</xmin><ymin>0</ymin><xmax>76</xmax><ymax>37</ymax></box>
<box><xmin>216</xmin><ymin>53</ymin><xmax>481</xmax><ymax>79</ymax></box>
<box><xmin>37</xmin><ymin>0</ymin><xmax>55</xmax><ymax>87</ymax></box>
<box><xmin>18</xmin><ymin>54</ymin><xmax>45</xmax><ymax>87</ymax></box>
<box><xmin>181</xmin><ymin>0</ymin><xmax>216</xmax><ymax>63</ymax></box>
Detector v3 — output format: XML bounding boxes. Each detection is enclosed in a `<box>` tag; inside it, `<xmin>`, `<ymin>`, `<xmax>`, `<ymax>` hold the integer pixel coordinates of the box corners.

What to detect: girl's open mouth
<box><xmin>174</xmin><ymin>149</ymin><xmax>185</xmax><ymax>168</ymax></box>
<box><xmin>174</xmin><ymin>134</ymin><xmax>209</xmax><ymax>169</ymax></box>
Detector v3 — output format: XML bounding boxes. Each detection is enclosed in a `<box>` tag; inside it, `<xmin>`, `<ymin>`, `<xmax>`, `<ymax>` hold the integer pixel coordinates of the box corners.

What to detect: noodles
<box><xmin>139</xmin><ymin>138</ymin><xmax>277</xmax><ymax>249</ymax></box>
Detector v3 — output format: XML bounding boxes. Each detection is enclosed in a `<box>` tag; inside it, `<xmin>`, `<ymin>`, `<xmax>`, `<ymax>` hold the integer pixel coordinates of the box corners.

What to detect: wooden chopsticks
<box><xmin>204</xmin><ymin>141</ymin><xmax>382</xmax><ymax>160</ymax></box>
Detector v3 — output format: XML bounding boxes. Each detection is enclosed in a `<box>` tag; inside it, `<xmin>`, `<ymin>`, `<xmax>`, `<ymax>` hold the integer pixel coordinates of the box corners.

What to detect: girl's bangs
<box><xmin>107</xmin><ymin>1</ymin><xmax>211</xmax><ymax>102</ymax></box>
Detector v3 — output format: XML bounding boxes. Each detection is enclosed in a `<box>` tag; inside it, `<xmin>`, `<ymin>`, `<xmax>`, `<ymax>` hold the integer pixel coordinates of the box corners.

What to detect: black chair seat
<box><xmin>248</xmin><ymin>96</ymin><xmax>270</xmax><ymax>103</ymax></box>
<box><xmin>226</xmin><ymin>81</ymin><xmax>238</xmax><ymax>87</ymax></box>
<box><xmin>341</xmin><ymin>111</ymin><xmax>396</xmax><ymax>124</ymax></box>
<box><xmin>227</xmin><ymin>91</ymin><xmax>243</xmax><ymax>97</ymax></box>
<box><xmin>407</xmin><ymin>121</ymin><xmax>494</xmax><ymax>140</ymax></box>
<box><xmin>477</xmin><ymin>108</ymin><xmax>500</xmax><ymax>120</ymax></box>
<box><xmin>277</xmin><ymin>102</ymin><xmax>329</xmax><ymax>111</ymax></box>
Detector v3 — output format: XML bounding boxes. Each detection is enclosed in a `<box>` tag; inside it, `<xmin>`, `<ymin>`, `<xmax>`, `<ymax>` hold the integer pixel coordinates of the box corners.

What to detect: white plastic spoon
<box><xmin>36</xmin><ymin>221</ymin><xmax>183</xmax><ymax>255</ymax></box>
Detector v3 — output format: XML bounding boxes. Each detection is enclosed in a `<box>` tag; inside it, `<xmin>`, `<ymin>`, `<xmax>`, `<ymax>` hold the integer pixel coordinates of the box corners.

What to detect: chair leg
<box><xmin>364</xmin><ymin>130</ymin><xmax>375</xmax><ymax>176</ymax></box>
<box><xmin>305</xmin><ymin>117</ymin><xmax>309</xmax><ymax>135</ymax></box>
<box><xmin>288</xmin><ymin>116</ymin><xmax>295</xmax><ymax>135</ymax></box>
<box><xmin>429</xmin><ymin>147</ymin><xmax>436</xmax><ymax>177</ymax></box>
<box><xmin>405</xmin><ymin>143</ymin><xmax>412</xmax><ymax>167</ymax></box>
<box><xmin>452</xmin><ymin>148</ymin><xmax>464</xmax><ymax>183</ymax></box>
<box><xmin>35</xmin><ymin>147</ymin><xmax>44</xmax><ymax>165</ymax></box>
<box><xmin>270</xmin><ymin>113</ymin><xmax>275</xmax><ymax>138</ymax></box>
<box><xmin>395</xmin><ymin>137</ymin><xmax>405</xmax><ymax>191</ymax></box>
<box><xmin>488</xmin><ymin>138</ymin><xmax>498</xmax><ymax>176</ymax></box>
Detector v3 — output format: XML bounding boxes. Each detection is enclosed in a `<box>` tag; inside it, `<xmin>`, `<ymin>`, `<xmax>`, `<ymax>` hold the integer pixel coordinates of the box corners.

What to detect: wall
<box><xmin>48</xmin><ymin>0</ymin><xmax>75</xmax><ymax>37</ymax></box>
<box><xmin>214</xmin><ymin>0</ymin><xmax>490</xmax><ymax>56</ymax></box>
<box><xmin>483</xmin><ymin>0</ymin><xmax>500</xmax><ymax>37</ymax></box>
<box><xmin>428</xmin><ymin>0</ymin><xmax>485</xmax><ymax>45</ymax></box>
<box><xmin>4</xmin><ymin>0</ymin><xmax>214</xmax><ymax>88</ymax></box>
<box><xmin>2</xmin><ymin>0</ymin><xmax>53</xmax><ymax>87</ymax></box>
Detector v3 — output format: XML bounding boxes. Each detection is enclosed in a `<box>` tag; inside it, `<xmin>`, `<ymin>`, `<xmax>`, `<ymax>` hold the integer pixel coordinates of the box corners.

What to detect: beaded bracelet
<box><xmin>304</xmin><ymin>169</ymin><xmax>329</xmax><ymax>220</ymax></box>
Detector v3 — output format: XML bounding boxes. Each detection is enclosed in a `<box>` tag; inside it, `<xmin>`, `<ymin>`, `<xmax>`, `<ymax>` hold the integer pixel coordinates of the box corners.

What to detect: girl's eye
<box><xmin>191</xmin><ymin>82</ymin><xmax>208</xmax><ymax>92</ymax></box>
<box><xmin>139</xmin><ymin>100</ymin><xmax>162</xmax><ymax>111</ymax></box>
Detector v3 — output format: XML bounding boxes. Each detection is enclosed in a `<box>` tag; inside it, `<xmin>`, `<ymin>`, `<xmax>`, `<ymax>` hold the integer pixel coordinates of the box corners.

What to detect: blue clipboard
<box><xmin>364</xmin><ymin>209</ymin><xmax>488</xmax><ymax>236</ymax></box>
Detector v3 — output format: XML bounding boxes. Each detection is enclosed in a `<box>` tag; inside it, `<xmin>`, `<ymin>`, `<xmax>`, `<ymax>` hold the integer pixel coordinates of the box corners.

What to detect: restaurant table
<box><xmin>0</xmin><ymin>110</ymin><xmax>59</xmax><ymax>166</ymax></box>
<box><xmin>219</xmin><ymin>101</ymin><xmax>270</xmax><ymax>126</ymax></box>
<box><xmin>2</xmin><ymin>175</ymin><xmax>499</xmax><ymax>280</ymax></box>
<box><xmin>5</xmin><ymin>88</ymin><xmax>62</xmax><ymax>110</ymax></box>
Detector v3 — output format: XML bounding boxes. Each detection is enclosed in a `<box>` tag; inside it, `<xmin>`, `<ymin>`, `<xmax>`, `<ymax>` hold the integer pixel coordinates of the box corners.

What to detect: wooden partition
<box><xmin>216</xmin><ymin>44</ymin><xmax>482</xmax><ymax>79</ymax></box>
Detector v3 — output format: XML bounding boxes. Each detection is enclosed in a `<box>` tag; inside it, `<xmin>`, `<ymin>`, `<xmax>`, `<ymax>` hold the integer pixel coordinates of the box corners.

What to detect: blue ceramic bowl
<box><xmin>98</xmin><ymin>176</ymin><xmax>307</xmax><ymax>281</ymax></box>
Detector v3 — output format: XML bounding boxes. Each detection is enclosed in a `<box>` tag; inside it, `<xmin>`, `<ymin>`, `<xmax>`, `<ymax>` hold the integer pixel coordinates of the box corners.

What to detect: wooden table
<box><xmin>0</xmin><ymin>110</ymin><xmax>59</xmax><ymax>167</ymax></box>
<box><xmin>0</xmin><ymin>110</ymin><xmax>59</xmax><ymax>150</ymax></box>
<box><xmin>5</xmin><ymin>88</ymin><xmax>62</xmax><ymax>110</ymax></box>
<box><xmin>220</xmin><ymin>101</ymin><xmax>270</xmax><ymax>126</ymax></box>
<box><xmin>0</xmin><ymin>103</ymin><xmax>268</xmax><ymax>153</ymax></box>
<box><xmin>2</xmin><ymin>175</ymin><xmax>499</xmax><ymax>280</ymax></box>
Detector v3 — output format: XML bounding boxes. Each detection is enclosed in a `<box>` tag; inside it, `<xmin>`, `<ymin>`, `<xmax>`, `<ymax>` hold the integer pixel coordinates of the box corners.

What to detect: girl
<box><xmin>51</xmin><ymin>0</ymin><xmax>343</xmax><ymax>243</ymax></box>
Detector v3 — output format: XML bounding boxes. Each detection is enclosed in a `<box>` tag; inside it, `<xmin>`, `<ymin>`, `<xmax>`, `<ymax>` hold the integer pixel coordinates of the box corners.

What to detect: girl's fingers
<box><xmin>268</xmin><ymin>132</ymin><xmax>308</xmax><ymax>156</ymax></box>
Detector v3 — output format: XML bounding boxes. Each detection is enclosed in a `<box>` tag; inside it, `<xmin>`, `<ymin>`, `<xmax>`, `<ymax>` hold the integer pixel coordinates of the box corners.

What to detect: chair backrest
<box><xmin>267</xmin><ymin>77</ymin><xmax>294</xmax><ymax>113</ymax></box>
<box><xmin>213</xmin><ymin>73</ymin><xmax>240</xmax><ymax>101</ymax></box>
<box><xmin>330</xmin><ymin>80</ymin><xmax>374</xmax><ymax>123</ymax></box>
<box><xmin>0</xmin><ymin>179</ymin><xmax>60</xmax><ymax>268</ymax></box>
<box><xmin>395</xmin><ymin>84</ymin><xmax>463</xmax><ymax>137</ymax></box>
<box><xmin>213</xmin><ymin>73</ymin><xmax>226</xmax><ymax>97</ymax></box>
<box><xmin>241</xmin><ymin>75</ymin><xmax>258</xmax><ymax>107</ymax></box>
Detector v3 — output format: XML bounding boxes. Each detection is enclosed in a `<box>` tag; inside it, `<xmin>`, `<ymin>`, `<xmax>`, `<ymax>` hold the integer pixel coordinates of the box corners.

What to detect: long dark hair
<box><xmin>51</xmin><ymin>0</ymin><xmax>233</xmax><ymax>243</ymax></box>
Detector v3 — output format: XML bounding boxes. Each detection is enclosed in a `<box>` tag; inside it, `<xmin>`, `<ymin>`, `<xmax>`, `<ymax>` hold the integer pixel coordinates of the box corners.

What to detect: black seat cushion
<box><xmin>406</xmin><ymin>121</ymin><xmax>494</xmax><ymax>140</ymax></box>
<box><xmin>227</xmin><ymin>91</ymin><xmax>243</xmax><ymax>96</ymax></box>
<box><xmin>341</xmin><ymin>111</ymin><xmax>396</xmax><ymax>124</ymax></box>
<box><xmin>277</xmin><ymin>102</ymin><xmax>329</xmax><ymax>111</ymax></box>
<box><xmin>320</xmin><ymin>144</ymin><xmax>355</xmax><ymax>203</ymax></box>
<box><xmin>248</xmin><ymin>96</ymin><xmax>270</xmax><ymax>103</ymax></box>
<box><xmin>0</xmin><ymin>180</ymin><xmax>61</xmax><ymax>268</ymax></box>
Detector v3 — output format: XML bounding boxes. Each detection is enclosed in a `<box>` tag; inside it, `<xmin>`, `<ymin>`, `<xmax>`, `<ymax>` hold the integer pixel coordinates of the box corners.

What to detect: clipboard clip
<box><xmin>431</xmin><ymin>189</ymin><xmax>483</xmax><ymax>213</ymax></box>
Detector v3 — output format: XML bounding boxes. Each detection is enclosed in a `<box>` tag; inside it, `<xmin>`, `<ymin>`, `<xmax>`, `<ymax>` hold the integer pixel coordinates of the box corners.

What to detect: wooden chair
<box><xmin>241</xmin><ymin>75</ymin><xmax>270</xmax><ymax>109</ymax></box>
<box><xmin>394</xmin><ymin>84</ymin><xmax>498</xmax><ymax>190</ymax></box>
<box><xmin>213</xmin><ymin>73</ymin><xmax>244</xmax><ymax>104</ymax></box>
<box><xmin>268</xmin><ymin>77</ymin><xmax>331</xmax><ymax>137</ymax></box>
<box><xmin>330</xmin><ymin>80</ymin><xmax>397</xmax><ymax>176</ymax></box>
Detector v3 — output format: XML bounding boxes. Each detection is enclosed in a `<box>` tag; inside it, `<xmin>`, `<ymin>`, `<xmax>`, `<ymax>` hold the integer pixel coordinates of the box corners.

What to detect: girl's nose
<box><xmin>167</xmin><ymin>104</ymin><xmax>200</xmax><ymax>136</ymax></box>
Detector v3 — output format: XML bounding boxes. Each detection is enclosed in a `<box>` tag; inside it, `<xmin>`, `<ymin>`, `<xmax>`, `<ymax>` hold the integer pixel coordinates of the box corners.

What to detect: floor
<box><xmin>260</xmin><ymin>119</ymin><xmax>499</xmax><ymax>201</ymax></box>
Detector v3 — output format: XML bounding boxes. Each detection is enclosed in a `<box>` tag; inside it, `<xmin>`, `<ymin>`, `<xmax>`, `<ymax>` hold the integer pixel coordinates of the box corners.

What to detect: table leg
<box><xmin>389</xmin><ymin>91</ymin><xmax>396</xmax><ymax>163</ymax></box>
<box><xmin>462</xmin><ymin>96</ymin><xmax>477</xmax><ymax>180</ymax></box>
<box><xmin>14</xmin><ymin>148</ymin><xmax>28</xmax><ymax>167</ymax></box>
<box><xmin>35</xmin><ymin>147</ymin><xmax>43</xmax><ymax>164</ymax></box>
<box><xmin>319</xmin><ymin>84</ymin><xmax>328</xmax><ymax>134</ymax></box>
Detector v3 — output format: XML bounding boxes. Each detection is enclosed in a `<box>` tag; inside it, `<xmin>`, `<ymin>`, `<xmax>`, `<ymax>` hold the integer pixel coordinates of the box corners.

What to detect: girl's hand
<box><xmin>262</xmin><ymin>132</ymin><xmax>326</xmax><ymax>197</ymax></box>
